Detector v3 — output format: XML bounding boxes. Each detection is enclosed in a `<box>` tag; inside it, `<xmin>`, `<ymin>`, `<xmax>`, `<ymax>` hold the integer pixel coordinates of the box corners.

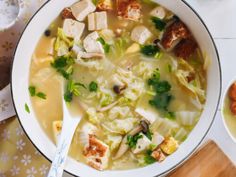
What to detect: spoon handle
<box><xmin>47</xmin><ymin>117</ymin><xmax>80</xmax><ymax>177</ymax></box>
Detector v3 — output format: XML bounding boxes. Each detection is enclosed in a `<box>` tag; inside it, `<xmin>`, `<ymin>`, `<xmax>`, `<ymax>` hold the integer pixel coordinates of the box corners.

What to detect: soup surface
<box><xmin>29</xmin><ymin>0</ymin><xmax>207</xmax><ymax>171</ymax></box>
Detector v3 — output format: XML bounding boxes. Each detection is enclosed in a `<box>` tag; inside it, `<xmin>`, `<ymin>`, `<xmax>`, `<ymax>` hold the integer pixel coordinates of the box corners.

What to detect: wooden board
<box><xmin>168</xmin><ymin>140</ymin><xmax>236</xmax><ymax>177</ymax></box>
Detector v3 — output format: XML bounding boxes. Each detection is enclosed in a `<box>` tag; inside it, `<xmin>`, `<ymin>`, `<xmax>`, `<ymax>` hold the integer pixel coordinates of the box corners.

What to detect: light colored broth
<box><xmin>29</xmin><ymin>1</ymin><xmax>207</xmax><ymax>171</ymax></box>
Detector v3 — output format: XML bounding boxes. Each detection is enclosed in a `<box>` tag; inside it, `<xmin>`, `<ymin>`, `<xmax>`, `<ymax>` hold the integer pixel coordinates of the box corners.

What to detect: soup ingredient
<box><xmin>174</xmin><ymin>38</ymin><xmax>197</xmax><ymax>59</ymax></box>
<box><xmin>89</xmin><ymin>81</ymin><xmax>98</xmax><ymax>92</ymax></box>
<box><xmin>141</xmin><ymin>45</ymin><xmax>160</xmax><ymax>57</ymax></box>
<box><xmin>176</xmin><ymin>111</ymin><xmax>199</xmax><ymax>126</ymax></box>
<box><xmin>113</xmin><ymin>84</ymin><xmax>127</xmax><ymax>94</ymax></box>
<box><xmin>44</xmin><ymin>29</ymin><xmax>51</xmax><ymax>37</ymax></box>
<box><xmin>151</xmin><ymin>132</ymin><xmax>164</xmax><ymax>147</ymax></box>
<box><xmin>132</xmin><ymin>133</ymin><xmax>152</xmax><ymax>154</ymax></box>
<box><xmin>64</xmin><ymin>79</ymin><xmax>86</xmax><ymax>102</ymax></box>
<box><xmin>51</xmin><ymin>55</ymin><xmax>75</xmax><ymax>80</ymax></box>
<box><xmin>151</xmin><ymin>17</ymin><xmax>166</xmax><ymax>31</ymax></box>
<box><xmin>125</xmin><ymin>43</ymin><xmax>140</xmax><ymax>54</ymax></box>
<box><xmin>97</xmin><ymin>0</ymin><xmax>113</xmax><ymax>11</ymax></box>
<box><xmin>161</xmin><ymin>21</ymin><xmax>190</xmax><ymax>49</ymax></box>
<box><xmin>150</xmin><ymin>6</ymin><xmax>166</xmax><ymax>20</ymax></box>
<box><xmin>229</xmin><ymin>82</ymin><xmax>236</xmax><ymax>101</ymax></box>
<box><xmin>144</xmin><ymin>150</ymin><xmax>156</xmax><ymax>164</ymax></box>
<box><xmin>88</xmin><ymin>11</ymin><xmax>108</xmax><ymax>31</ymax></box>
<box><xmin>230</xmin><ymin>102</ymin><xmax>236</xmax><ymax>115</ymax></box>
<box><xmin>160</xmin><ymin>137</ymin><xmax>178</xmax><ymax>155</ymax></box>
<box><xmin>61</xmin><ymin>7</ymin><xmax>76</xmax><ymax>20</ymax></box>
<box><xmin>97</xmin><ymin>37</ymin><xmax>110</xmax><ymax>53</ymax></box>
<box><xmin>25</xmin><ymin>103</ymin><xmax>30</xmax><ymax>113</ymax></box>
<box><xmin>52</xmin><ymin>121</ymin><xmax>62</xmax><ymax>144</ymax></box>
<box><xmin>131</xmin><ymin>26</ymin><xmax>152</xmax><ymax>44</ymax></box>
<box><xmin>83</xmin><ymin>31</ymin><xmax>104</xmax><ymax>53</ymax></box>
<box><xmin>71</xmin><ymin>0</ymin><xmax>96</xmax><ymax>21</ymax></box>
<box><xmin>83</xmin><ymin>135</ymin><xmax>110</xmax><ymax>170</ymax></box>
<box><xmin>28</xmin><ymin>86</ymin><xmax>47</xmax><ymax>100</ymax></box>
<box><xmin>63</xmin><ymin>19</ymin><xmax>85</xmax><ymax>39</ymax></box>
<box><xmin>149</xmin><ymin>93</ymin><xmax>172</xmax><ymax>111</ymax></box>
<box><xmin>117</xmin><ymin>0</ymin><xmax>141</xmax><ymax>21</ymax></box>
<box><xmin>151</xmin><ymin>148</ymin><xmax>166</xmax><ymax>162</ymax></box>
<box><xmin>127</xmin><ymin>133</ymin><xmax>143</xmax><ymax>149</ymax></box>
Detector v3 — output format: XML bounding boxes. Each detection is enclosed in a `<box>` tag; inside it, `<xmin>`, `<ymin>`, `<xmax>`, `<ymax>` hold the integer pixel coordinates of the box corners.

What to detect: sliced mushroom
<box><xmin>113</xmin><ymin>84</ymin><xmax>127</xmax><ymax>95</ymax></box>
<box><xmin>113</xmin><ymin>120</ymin><xmax>150</xmax><ymax>160</ymax></box>
<box><xmin>79</xmin><ymin>52</ymin><xmax>105</xmax><ymax>59</ymax></box>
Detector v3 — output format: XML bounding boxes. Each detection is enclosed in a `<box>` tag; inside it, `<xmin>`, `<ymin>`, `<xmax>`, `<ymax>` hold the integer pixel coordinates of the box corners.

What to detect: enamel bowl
<box><xmin>11</xmin><ymin>0</ymin><xmax>221</xmax><ymax>176</ymax></box>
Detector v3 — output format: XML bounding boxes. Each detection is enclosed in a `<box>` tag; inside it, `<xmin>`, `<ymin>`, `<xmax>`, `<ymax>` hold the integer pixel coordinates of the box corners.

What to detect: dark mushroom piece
<box><xmin>113</xmin><ymin>85</ymin><xmax>127</xmax><ymax>95</ymax></box>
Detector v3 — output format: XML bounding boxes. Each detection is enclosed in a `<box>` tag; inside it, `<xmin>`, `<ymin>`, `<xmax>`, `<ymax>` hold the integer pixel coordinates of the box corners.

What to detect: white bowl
<box><xmin>221</xmin><ymin>78</ymin><xmax>236</xmax><ymax>144</ymax></box>
<box><xmin>11</xmin><ymin>0</ymin><xmax>222</xmax><ymax>176</ymax></box>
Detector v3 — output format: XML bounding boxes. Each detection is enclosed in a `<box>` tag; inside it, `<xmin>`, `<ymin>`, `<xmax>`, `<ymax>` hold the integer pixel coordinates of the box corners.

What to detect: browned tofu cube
<box><xmin>97</xmin><ymin>0</ymin><xmax>113</xmax><ymax>11</ymax></box>
<box><xmin>174</xmin><ymin>38</ymin><xmax>198</xmax><ymax>59</ymax></box>
<box><xmin>117</xmin><ymin>0</ymin><xmax>141</xmax><ymax>21</ymax></box>
<box><xmin>151</xmin><ymin>148</ymin><xmax>166</xmax><ymax>162</ymax></box>
<box><xmin>161</xmin><ymin>21</ymin><xmax>190</xmax><ymax>49</ymax></box>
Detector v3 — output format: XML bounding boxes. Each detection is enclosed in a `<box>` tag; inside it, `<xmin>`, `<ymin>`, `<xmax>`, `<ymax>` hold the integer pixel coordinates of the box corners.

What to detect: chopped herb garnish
<box><xmin>25</xmin><ymin>103</ymin><xmax>30</xmax><ymax>113</ymax></box>
<box><xmin>51</xmin><ymin>55</ymin><xmax>75</xmax><ymax>80</ymax></box>
<box><xmin>28</xmin><ymin>86</ymin><xmax>47</xmax><ymax>100</ymax></box>
<box><xmin>89</xmin><ymin>81</ymin><xmax>98</xmax><ymax>92</ymax></box>
<box><xmin>97</xmin><ymin>37</ymin><xmax>110</xmax><ymax>53</ymax></box>
<box><xmin>127</xmin><ymin>134</ymin><xmax>143</xmax><ymax>149</ymax></box>
<box><xmin>28</xmin><ymin>86</ymin><xmax>36</xmax><ymax>96</ymax></box>
<box><xmin>153</xmin><ymin>81</ymin><xmax>171</xmax><ymax>93</ymax></box>
<box><xmin>144</xmin><ymin>150</ymin><xmax>156</xmax><ymax>164</ymax></box>
<box><xmin>141</xmin><ymin>45</ymin><xmax>160</xmax><ymax>57</ymax></box>
<box><xmin>151</xmin><ymin>17</ymin><xmax>166</xmax><ymax>31</ymax></box>
<box><xmin>64</xmin><ymin>79</ymin><xmax>86</xmax><ymax>102</ymax></box>
<box><xmin>149</xmin><ymin>93</ymin><xmax>173</xmax><ymax>111</ymax></box>
<box><xmin>145</xmin><ymin>129</ymin><xmax>153</xmax><ymax>140</ymax></box>
<box><xmin>36</xmin><ymin>92</ymin><xmax>47</xmax><ymax>99</ymax></box>
<box><xmin>165</xmin><ymin>111</ymin><xmax>176</xmax><ymax>120</ymax></box>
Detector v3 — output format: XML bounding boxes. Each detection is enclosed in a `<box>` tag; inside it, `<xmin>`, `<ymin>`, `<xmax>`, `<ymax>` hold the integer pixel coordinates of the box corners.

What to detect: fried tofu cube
<box><xmin>131</xmin><ymin>26</ymin><xmax>152</xmax><ymax>45</ymax></box>
<box><xmin>117</xmin><ymin>0</ymin><xmax>141</xmax><ymax>21</ymax></box>
<box><xmin>97</xmin><ymin>0</ymin><xmax>113</xmax><ymax>11</ymax></box>
<box><xmin>150</xmin><ymin>6</ymin><xmax>166</xmax><ymax>20</ymax></box>
<box><xmin>160</xmin><ymin>137</ymin><xmax>179</xmax><ymax>155</ymax></box>
<box><xmin>88</xmin><ymin>11</ymin><xmax>108</xmax><ymax>31</ymax></box>
<box><xmin>83</xmin><ymin>31</ymin><xmax>104</xmax><ymax>53</ymax></box>
<box><xmin>71</xmin><ymin>0</ymin><xmax>96</xmax><ymax>21</ymax></box>
<box><xmin>83</xmin><ymin>135</ymin><xmax>110</xmax><ymax>170</ymax></box>
<box><xmin>52</xmin><ymin>121</ymin><xmax>62</xmax><ymax>144</ymax></box>
<box><xmin>151</xmin><ymin>148</ymin><xmax>166</xmax><ymax>162</ymax></box>
<box><xmin>63</xmin><ymin>19</ymin><xmax>85</xmax><ymax>39</ymax></box>
<box><xmin>61</xmin><ymin>7</ymin><xmax>76</xmax><ymax>20</ymax></box>
<box><xmin>161</xmin><ymin>21</ymin><xmax>190</xmax><ymax>49</ymax></box>
<box><xmin>174</xmin><ymin>38</ymin><xmax>197</xmax><ymax>59</ymax></box>
<box><xmin>132</xmin><ymin>133</ymin><xmax>151</xmax><ymax>154</ymax></box>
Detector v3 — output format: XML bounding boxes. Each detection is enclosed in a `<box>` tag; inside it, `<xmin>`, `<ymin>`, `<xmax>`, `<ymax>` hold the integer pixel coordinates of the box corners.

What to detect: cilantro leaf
<box><xmin>36</xmin><ymin>92</ymin><xmax>47</xmax><ymax>99</ymax></box>
<box><xmin>89</xmin><ymin>81</ymin><xmax>98</xmax><ymax>92</ymax></box>
<box><xmin>64</xmin><ymin>79</ymin><xmax>86</xmax><ymax>102</ymax></box>
<box><xmin>25</xmin><ymin>103</ymin><xmax>30</xmax><ymax>113</ymax></box>
<box><xmin>141</xmin><ymin>45</ymin><xmax>160</xmax><ymax>57</ymax></box>
<box><xmin>144</xmin><ymin>150</ymin><xmax>156</xmax><ymax>164</ymax></box>
<box><xmin>153</xmin><ymin>81</ymin><xmax>171</xmax><ymax>93</ymax></box>
<box><xmin>149</xmin><ymin>93</ymin><xmax>173</xmax><ymax>110</ymax></box>
<box><xmin>97</xmin><ymin>37</ymin><xmax>110</xmax><ymax>54</ymax></box>
<box><xmin>151</xmin><ymin>17</ymin><xmax>166</xmax><ymax>31</ymax></box>
<box><xmin>28</xmin><ymin>86</ymin><xmax>36</xmax><ymax>96</ymax></box>
<box><xmin>127</xmin><ymin>134</ymin><xmax>143</xmax><ymax>149</ymax></box>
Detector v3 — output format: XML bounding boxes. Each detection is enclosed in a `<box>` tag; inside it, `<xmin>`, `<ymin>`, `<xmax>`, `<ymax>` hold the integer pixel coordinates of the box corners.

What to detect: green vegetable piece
<box><xmin>165</xmin><ymin>111</ymin><xmax>176</xmax><ymax>120</ymax></box>
<box><xmin>89</xmin><ymin>81</ymin><xmax>98</xmax><ymax>92</ymax></box>
<box><xmin>148</xmin><ymin>69</ymin><xmax>160</xmax><ymax>85</ymax></box>
<box><xmin>127</xmin><ymin>134</ymin><xmax>143</xmax><ymax>149</ymax></box>
<box><xmin>151</xmin><ymin>17</ymin><xmax>166</xmax><ymax>31</ymax></box>
<box><xmin>25</xmin><ymin>103</ymin><xmax>30</xmax><ymax>113</ymax></box>
<box><xmin>153</xmin><ymin>81</ymin><xmax>171</xmax><ymax>93</ymax></box>
<box><xmin>144</xmin><ymin>150</ymin><xmax>156</xmax><ymax>164</ymax></box>
<box><xmin>97</xmin><ymin>37</ymin><xmax>110</xmax><ymax>53</ymax></box>
<box><xmin>149</xmin><ymin>93</ymin><xmax>173</xmax><ymax>110</ymax></box>
<box><xmin>51</xmin><ymin>56</ymin><xmax>68</xmax><ymax>68</ymax></box>
<box><xmin>145</xmin><ymin>129</ymin><xmax>153</xmax><ymax>140</ymax></box>
<box><xmin>28</xmin><ymin>86</ymin><xmax>36</xmax><ymax>97</ymax></box>
<box><xmin>64</xmin><ymin>79</ymin><xmax>86</xmax><ymax>102</ymax></box>
<box><xmin>36</xmin><ymin>92</ymin><xmax>47</xmax><ymax>100</ymax></box>
<box><xmin>141</xmin><ymin>45</ymin><xmax>160</xmax><ymax>57</ymax></box>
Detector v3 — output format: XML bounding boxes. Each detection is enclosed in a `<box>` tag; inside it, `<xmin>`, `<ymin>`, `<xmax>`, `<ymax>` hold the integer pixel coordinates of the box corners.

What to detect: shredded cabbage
<box><xmin>108</xmin><ymin>106</ymin><xmax>131</xmax><ymax>120</ymax></box>
<box><xmin>86</xmin><ymin>107</ymin><xmax>105</xmax><ymax>124</ymax></box>
<box><xmin>132</xmin><ymin>61</ymin><xmax>154</xmax><ymax>79</ymax></box>
<box><xmin>105</xmin><ymin>134</ymin><xmax>122</xmax><ymax>151</ymax></box>
<box><xmin>174</xmin><ymin>127</ymin><xmax>188</xmax><ymax>142</ymax></box>
<box><xmin>176</xmin><ymin>111</ymin><xmax>200</xmax><ymax>126</ymax></box>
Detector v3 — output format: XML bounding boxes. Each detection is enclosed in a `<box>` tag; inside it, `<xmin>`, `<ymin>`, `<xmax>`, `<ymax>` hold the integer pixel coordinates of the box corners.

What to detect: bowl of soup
<box><xmin>11</xmin><ymin>0</ymin><xmax>221</xmax><ymax>176</ymax></box>
<box><xmin>222</xmin><ymin>80</ymin><xmax>236</xmax><ymax>143</ymax></box>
